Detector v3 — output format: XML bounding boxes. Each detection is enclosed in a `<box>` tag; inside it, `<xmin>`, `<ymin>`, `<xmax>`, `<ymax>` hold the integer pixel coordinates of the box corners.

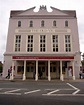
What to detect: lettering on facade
<box><xmin>15</xmin><ymin>29</ymin><xmax>71</xmax><ymax>33</ymax></box>
<box><xmin>12</xmin><ymin>56</ymin><xmax>74</xmax><ymax>60</ymax></box>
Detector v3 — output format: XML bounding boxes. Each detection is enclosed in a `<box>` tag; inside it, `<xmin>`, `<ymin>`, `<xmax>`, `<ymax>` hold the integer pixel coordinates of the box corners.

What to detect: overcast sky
<box><xmin>0</xmin><ymin>0</ymin><xmax>84</xmax><ymax>62</ymax></box>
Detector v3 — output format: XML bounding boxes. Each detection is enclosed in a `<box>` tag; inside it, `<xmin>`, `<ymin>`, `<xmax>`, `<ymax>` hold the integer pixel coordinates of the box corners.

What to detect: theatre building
<box><xmin>3</xmin><ymin>6</ymin><xmax>81</xmax><ymax>81</ymax></box>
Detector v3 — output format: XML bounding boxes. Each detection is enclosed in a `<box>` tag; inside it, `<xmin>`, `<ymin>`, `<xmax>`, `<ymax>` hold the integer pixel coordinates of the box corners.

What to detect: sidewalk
<box><xmin>0</xmin><ymin>76</ymin><xmax>84</xmax><ymax>82</ymax></box>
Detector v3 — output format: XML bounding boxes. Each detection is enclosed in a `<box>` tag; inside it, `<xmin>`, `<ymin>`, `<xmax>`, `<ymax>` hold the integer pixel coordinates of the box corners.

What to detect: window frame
<box><xmin>18</xmin><ymin>21</ymin><xmax>21</xmax><ymax>27</ymax></box>
<box><xmin>65</xmin><ymin>20</ymin><xmax>68</xmax><ymax>27</ymax></box>
<box><xmin>52</xmin><ymin>35</ymin><xmax>58</xmax><ymax>52</ymax></box>
<box><xmin>53</xmin><ymin>20</ymin><xmax>56</xmax><ymax>27</ymax></box>
<box><xmin>29</xmin><ymin>20</ymin><xmax>33</xmax><ymax>27</ymax></box>
<box><xmin>27</xmin><ymin>35</ymin><xmax>33</xmax><ymax>52</ymax></box>
<box><xmin>65</xmin><ymin>35</ymin><xmax>71</xmax><ymax>52</ymax></box>
<box><xmin>40</xmin><ymin>35</ymin><xmax>46</xmax><ymax>52</ymax></box>
<box><xmin>41</xmin><ymin>20</ymin><xmax>45</xmax><ymax>27</ymax></box>
<box><xmin>15</xmin><ymin>35</ymin><xmax>21</xmax><ymax>52</ymax></box>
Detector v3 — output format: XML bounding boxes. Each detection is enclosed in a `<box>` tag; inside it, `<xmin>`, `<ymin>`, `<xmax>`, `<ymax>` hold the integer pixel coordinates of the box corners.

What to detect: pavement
<box><xmin>0</xmin><ymin>75</ymin><xmax>84</xmax><ymax>82</ymax></box>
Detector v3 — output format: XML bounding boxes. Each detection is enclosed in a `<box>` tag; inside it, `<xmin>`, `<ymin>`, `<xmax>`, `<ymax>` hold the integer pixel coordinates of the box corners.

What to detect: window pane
<box><xmin>18</xmin><ymin>21</ymin><xmax>21</xmax><ymax>27</ymax></box>
<box><xmin>65</xmin><ymin>21</ymin><xmax>68</xmax><ymax>27</ymax></box>
<box><xmin>15</xmin><ymin>35</ymin><xmax>21</xmax><ymax>52</ymax></box>
<box><xmin>53</xmin><ymin>21</ymin><xmax>56</xmax><ymax>26</ymax></box>
<box><xmin>27</xmin><ymin>35</ymin><xmax>33</xmax><ymax>52</ymax></box>
<box><xmin>52</xmin><ymin>35</ymin><xmax>58</xmax><ymax>52</ymax></box>
<box><xmin>41</xmin><ymin>20</ymin><xmax>44</xmax><ymax>27</ymax></box>
<box><xmin>40</xmin><ymin>35</ymin><xmax>46</xmax><ymax>52</ymax></box>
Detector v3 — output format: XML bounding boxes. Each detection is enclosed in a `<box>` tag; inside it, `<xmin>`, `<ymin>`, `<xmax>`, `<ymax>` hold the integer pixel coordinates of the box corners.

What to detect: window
<box><xmin>53</xmin><ymin>21</ymin><xmax>56</xmax><ymax>27</ymax></box>
<box><xmin>18</xmin><ymin>21</ymin><xmax>21</xmax><ymax>27</ymax></box>
<box><xmin>26</xmin><ymin>66</ymin><xmax>34</xmax><ymax>72</ymax></box>
<box><xmin>40</xmin><ymin>35</ymin><xmax>46</xmax><ymax>52</ymax></box>
<box><xmin>65</xmin><ymin>20</ymin><xmax>68</xmax><ymax>27</ymax></box>
<box><xmin>27</xmin><ymin>35</ymin><xmax>33</xmax><ymax>52</ymax></box>
<box><xmin>15</xmin><ymin>35</ymin><xmax>21</xmax><ymax>51</ymax></box>
<box><xmin>29</xmin><ymin>21</ymin><xmax>33</xmax><ymax>27</ymax></box>
<box><xmin>17</xmin><ymin>66</ymin><xmax>24</xmax><ymax>74</ymax></box>
<box><xmin>65</xmin><ymin>35</ymin><xmax>71</xmax><ymax>52</ymax></box>
<box><xmin>52</xmin><ymin>35</ymin><xmax>58</xmax><ymax>52</ymax></box>
<box><xmin>41</xmin><ymin>20</ymin><xmax>44</xmax><ymax>27</ymax></box>
<box><xmin>50</xmin><ymin>67</ymin><xmax>56</xmax><ymax>72</ymax></box>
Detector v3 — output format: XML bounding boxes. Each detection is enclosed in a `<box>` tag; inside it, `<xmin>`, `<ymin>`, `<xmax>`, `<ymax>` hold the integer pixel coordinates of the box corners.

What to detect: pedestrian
<box><xmin>39</xmin><ymin>70</ymin><xmax>43</xmax><ymax>79</ymax></box>
<box><xmin>79</xmin><ymin>70</ymin><xmax>82</xmax><ymax>79</ymax></box>
<box><xmin>6</xmin><ymin>68</ymin><xmax>11</xmax><ymax>79</ymax></box>
<box><xmin>33</xmin><ymin>70</ymin><xmax>35</xmax><ymax>79</ymax></box>
<box><xmin>68</xmin><ymin>68</ymin><xmax>72</xmax><ymax>80</ymax></box>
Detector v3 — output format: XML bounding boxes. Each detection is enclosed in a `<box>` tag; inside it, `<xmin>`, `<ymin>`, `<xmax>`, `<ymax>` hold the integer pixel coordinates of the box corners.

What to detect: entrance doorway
<box><xmin>26</xmin><ymin>61</ymin><xmax>35</xmax><ymax>79</ymax></box>
<box><xmin>50</xmin><ymin>61</ymin><xmax>60</xmax><ymax>79</ymax></box>
<box><xmin>38</xmin><ymin>61</ymin><xmax>48</xmax><ymax>79</ymax></box>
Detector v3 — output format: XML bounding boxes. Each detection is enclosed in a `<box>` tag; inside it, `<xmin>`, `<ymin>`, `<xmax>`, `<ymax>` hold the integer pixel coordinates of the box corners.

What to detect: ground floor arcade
<box><xmin>10</xmin><ymin>56</ymin><xmax>75</xmax><ymax>81</ymax></box>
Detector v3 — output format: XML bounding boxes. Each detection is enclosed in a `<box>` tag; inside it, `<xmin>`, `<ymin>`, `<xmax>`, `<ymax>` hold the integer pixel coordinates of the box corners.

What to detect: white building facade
<box><xmin>3</xmin><ymin>6</ymin><xmax>81</xmax><ymax>81</ymax></box>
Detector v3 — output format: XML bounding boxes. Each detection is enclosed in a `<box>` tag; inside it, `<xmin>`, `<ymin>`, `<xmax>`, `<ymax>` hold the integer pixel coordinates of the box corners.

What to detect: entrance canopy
<box><xmin>12</xmin><ymin>56</ymin><xmax>74</xmax><ymax>60</ymax></box>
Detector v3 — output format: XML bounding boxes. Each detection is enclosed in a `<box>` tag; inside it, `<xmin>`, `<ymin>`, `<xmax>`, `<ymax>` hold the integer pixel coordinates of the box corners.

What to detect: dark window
<box><xmin>30</xmin><ymin>21</ymin><xmax>33</xmax><ymax>27</ymax></box>
<box><xmin>65</xmin><ymin>20</ymin><xmax>68</xmax><ymax>27</ymax></box>
<box><xmin>18</xmin><ymin>21</ymin><xmax>21</xmax><ymax>27</ymax></box>
<box><xmin>27</xmin><ymin>35</ymin><xmax>33</xmax><ymax>52</ymax></box>
<box><xmin>41</xmin><ymin>20</ymin><xmax>44</xmax><ymax>27</ymax></box>
<box><xmin>40</xmin><ymin>35</ymin><xmax>46</xmax><ymax>52</ymax></box>
<box><xmin>53</xmin><ymin>21</ymin><xmax>56</xmax><ymax>26</ymax></box>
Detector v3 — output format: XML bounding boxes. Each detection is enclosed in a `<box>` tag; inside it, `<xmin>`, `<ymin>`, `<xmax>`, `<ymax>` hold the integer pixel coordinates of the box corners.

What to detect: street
<box><xmin>0</xmin><ymin>80</ymin><xmax>84</xmax><ymax>105</ymax></box>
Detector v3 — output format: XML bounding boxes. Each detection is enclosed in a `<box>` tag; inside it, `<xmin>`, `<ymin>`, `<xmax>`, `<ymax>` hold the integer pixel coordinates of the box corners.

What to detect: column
<box><xmin>23</xmin><ymin>60</ymin><xmax>26</xmax><ymax>80</ymax></box>
<box><xmin>72</xmin><ymin>61</ymin><xmax>75</xmax><ymax>80</ymax></box>
<box><xmin>35</xmin><ymin>60</ymin><xmax>38</xmax><ymax>81</ymax></box>
<box><xmin>10</xmin><ymin>60</ymin><xmax>14</xmax><ymax>80</ymax></box>
<box><xmin>60</xmin><ymin>60</ymin><xmax>64</xmax><ymax>81</ymax></box>
<box><xmin>48</xmin><ymin>60</ymin><xmax>51</xmax><ymax>81</ymax></box>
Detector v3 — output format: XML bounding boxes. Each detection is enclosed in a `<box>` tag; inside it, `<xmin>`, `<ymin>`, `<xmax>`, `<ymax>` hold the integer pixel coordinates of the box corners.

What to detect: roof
<box><xmin>10</xmin><ymin>6</ymin><xmax>76</xmax><ymax>18</ymax></box>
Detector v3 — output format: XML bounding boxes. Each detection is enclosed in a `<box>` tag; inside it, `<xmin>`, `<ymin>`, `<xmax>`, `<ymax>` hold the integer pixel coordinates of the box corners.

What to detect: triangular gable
<box><xmin>11</xmin><ymin>7</ymin><xmax>36</xmax><ymax>16</ymax></box>
<box><xmin>11</xmin><ymin>6</ymin><xmax>72</xmax><ymax>16</ymax></box>
<box><xmin>50</xmin><ymin>6</ymin><xmax>68</xmax><ymax>16</ymax></box>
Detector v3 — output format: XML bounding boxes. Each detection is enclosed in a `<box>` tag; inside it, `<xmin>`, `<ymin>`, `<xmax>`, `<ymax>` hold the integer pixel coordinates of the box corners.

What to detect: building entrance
<box><xmin>50</xmin><ymin>61</ymin><xmax>60</xmax><ymax>79</ymax></box>
<box><xmin>38</xmin><ymin>61</ymin><xmax>48</xmax><ymax>79</ymax></box>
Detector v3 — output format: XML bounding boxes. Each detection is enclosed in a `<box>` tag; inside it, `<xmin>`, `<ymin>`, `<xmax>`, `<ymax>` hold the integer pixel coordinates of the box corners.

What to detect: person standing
<box><xmin>68</xmin><ymin>68</ymin><xmax>72</xmax><ymax>80</ymax></box>
<box><xmin>6</xmin><ymin>68</ymin><xmax>11</xmax><ymax>79</ymax></box>
<box><xmin>79</xmin><ymin>70</ymin><xmax>82</xmax><ymax>79</ymax></box>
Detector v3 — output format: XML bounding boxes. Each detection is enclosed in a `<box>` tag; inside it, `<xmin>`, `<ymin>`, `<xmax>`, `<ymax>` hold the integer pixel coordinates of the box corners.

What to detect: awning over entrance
<box><xmin>11</xmin><ymin>56</ymin><xmax>75</xmax><ymax>81</ymax></box>
<box><xmin>12</xmin><ymin>56</ymin><xmax>74</xmax><ymax>60</ymax></box>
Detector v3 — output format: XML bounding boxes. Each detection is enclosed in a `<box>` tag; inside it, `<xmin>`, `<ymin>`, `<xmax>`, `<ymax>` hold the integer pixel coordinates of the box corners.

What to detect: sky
<box><xmin>0</xmin><ymin>0</ymin><xmax>84</xmax><ymax>62</ymax></box>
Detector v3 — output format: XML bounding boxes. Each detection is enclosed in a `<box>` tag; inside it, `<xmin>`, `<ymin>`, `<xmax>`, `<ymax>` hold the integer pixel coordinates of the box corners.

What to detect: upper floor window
<box><xmin>52</xmin><ymin>35</ymin><xmax>58</xmax><ymax>52</ymax></box>
<box><xmin>15</xmin><ymin>35</ymin><xmax>21</xmax><ymax>52</ymax></box>
<box><xmin>65</xmin><ymin>20</ymin><xmax>68</xmax><ymax>27</ymax></box>
<box><xmin>65</xmin><ymin>35</ymin><xmax>71</xmax><ymax>52</ymax></box>
<box><xmin>41</xmin><ymin>20</ymin><xmax>44</xmax><ymax>27</ymax></box>
<box><xmin>27</xmin><ymin>35</ymin><xmax>33</xmax><ymax>52</ymax></box>
<box><xmin>30</xmin><ymin>21</ymin><xmax>33</xmax><ymax>27</ymax></box>
<box><xmin>53</xmin><ymin>21</ymin><xmax>56</xmax><ymax>27</ymax></box>
<box><xmin>40</xmin><ymin>35</ymin><xmax>46</xmax><ymax>52</ymax></box>
<box><xmin>18</xmin><ymin>21</ymin><xmax>21</xmax><ymax>27</ymax></box>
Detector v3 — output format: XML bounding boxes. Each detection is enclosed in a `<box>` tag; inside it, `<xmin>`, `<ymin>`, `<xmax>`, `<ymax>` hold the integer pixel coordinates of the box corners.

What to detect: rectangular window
<box><xmin>52</xmin><ymin>35</ymin><xmax>58</xmax><ymax>52</ymax></box>
<box><xmin>65</xmin><ymin>35</ymin><xmax>71</xmax><ymax>52</ymax></box>
<box><xmin>40</xmin><ymin>35</ymin><xmax>46</xmax><ymax>52</ymax></box>
<box><xmin>15</xmin><ymin>35</ymin><xmax>21</xmax><ymax>52</ymax></box>
<box><xmin>65</xmin><ymin>20</ymin><xmax>68</xmax><ymax>27</ymax></box>
<box><xmin>18</xmin><ymin>21</ymin><xmax>21</xmax><ymax>27</ymax></box>
<box><xmin>27</xmin><ymin>35</ymin><xmax>33</xmax><ymax>52</ymax></box>
<box><xmin>41</xmin><ymin>20</ymin><xmax>44</xmax><ymax>27</ymax></box>
<box><xmin>29</xmin><ymin>21</ymin><xmax>33</xmax><ymax>27</ymax></box>
<box><xmin>53</xmin><ymin>21</ymin><xmax>56</xmax><ymax>27</ymax></box>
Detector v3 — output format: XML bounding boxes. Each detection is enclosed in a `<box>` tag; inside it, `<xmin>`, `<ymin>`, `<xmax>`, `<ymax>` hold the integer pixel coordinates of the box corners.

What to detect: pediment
<box><xmin>11</xmin><ymin>6</ymin><xmax>74</xmax><ymax>17</ymax></box>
